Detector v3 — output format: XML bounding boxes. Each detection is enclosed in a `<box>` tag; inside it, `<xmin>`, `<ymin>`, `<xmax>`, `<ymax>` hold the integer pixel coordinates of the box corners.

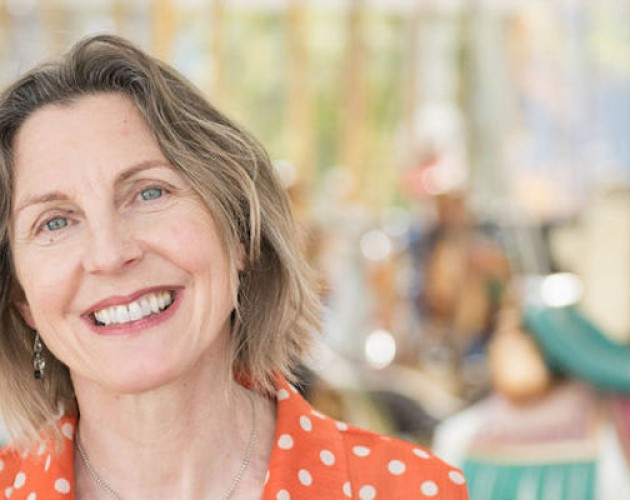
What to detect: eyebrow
<box><xmin>13</xmin><ymin>159</ymin><xmax>172</xmax><ymax>216</ymax></box>
<box><xmin>114</xmin><ymin>160</ymin><xmax>172</xmax><ymax>187</ymax></box>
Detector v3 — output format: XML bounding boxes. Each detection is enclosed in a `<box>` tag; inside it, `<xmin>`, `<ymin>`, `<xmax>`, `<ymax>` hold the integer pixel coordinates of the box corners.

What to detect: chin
<box><xmin>96</xmin><ymin>361</ymin><xmax>187</xmax><ymax>395</ymax></box>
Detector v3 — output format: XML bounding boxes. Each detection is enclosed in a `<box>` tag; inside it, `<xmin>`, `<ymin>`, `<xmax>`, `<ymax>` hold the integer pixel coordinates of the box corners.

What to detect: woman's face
<box><xmin>10</xmin><ymin>93</ymin><xmax>237</xmax><ymax>394</ymax></box>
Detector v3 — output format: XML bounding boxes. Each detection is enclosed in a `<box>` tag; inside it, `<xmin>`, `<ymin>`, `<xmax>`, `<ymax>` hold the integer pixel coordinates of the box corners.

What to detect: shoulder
<box><xmin>0</xmin><ymin>444</ymin><xmax>29</xmax><ymax>491</ymax></box>
<box><xmin>0</xmin><ymin>418</ymin><xmax>76</xmax><ymax>497</ymax></box>
<box><xmin>0</xmin><ymin>445</ymin><xmax>20</xmax><ymax>477</ymax></box>
<box><xmin>267</xmin><ymin>377</ymin><xmax>469</xmax><ymax>499</ymax></box>
<box><xmin>338</xmin><ymin>423</ymin><xmax>469</xmax><ymax>499</ymax></box>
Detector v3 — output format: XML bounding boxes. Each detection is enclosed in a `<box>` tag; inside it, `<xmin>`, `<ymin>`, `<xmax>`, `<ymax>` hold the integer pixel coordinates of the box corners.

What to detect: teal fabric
<box><xmin>524</xmin><ymin>305</ymin><xmax>630</xmax><ymax>393</ymax></box>
<box><xmin>463</xmin><ymin>459</ymin><xmax>596</xmax><ymax>500</ymax></box>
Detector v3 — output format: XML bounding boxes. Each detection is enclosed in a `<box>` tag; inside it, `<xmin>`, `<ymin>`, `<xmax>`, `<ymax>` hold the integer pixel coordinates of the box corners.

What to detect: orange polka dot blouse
<box><xmin>0</xmin><ymin>377</ymin><xmax>468</xmax><ymax>499</ymax></box>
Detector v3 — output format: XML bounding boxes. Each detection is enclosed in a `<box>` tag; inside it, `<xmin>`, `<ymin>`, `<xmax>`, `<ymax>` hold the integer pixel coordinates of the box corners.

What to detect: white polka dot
<box><xmin>27</xmin><ymin>493</ymin><xmax>36</xmax><ymax>500</ymax></box>
<box><xmin>320</xmin><ymin>449</ymin><xmax>336</xmax><ymax>466</ymax></box>
<box><xmin>388</xmin><ymin>460</ymin><xmax>406</xmax><ymax>475</ymax></box>
<box><xmin>61</xmin><ymin>423</ymin><xmax>74</xmax><ymax>440</ymax></box>
<box><xmin>359</xmin><ymin>484</ymin><xmax>377</xmax><ymax>499</ymax></box>
<box><xmin>13</xmin><ymin>472</ymin><xmax>26</xmax><ymax>489</ymax></box>
<box><xmin>298</xmin><ymin>468</ymin><xmax>312</xmax><ymax>486</ymax></box>
<box><xmin>311</xmin><ymin>410</ymin><xmax>326</xmax><ymax>419</ymax></box>
<box><xmin>335</xmin><ymin>421</ymin><xmax>348</xmax><ymax>431</ymax></box>
<box><xmin>420</xmin><ymin>480</ymin><xmax>439</xmax><ymax>497</ymax></box>
<box><xmin>278</xmin><ymin>434</ymin><xmax>294</xmax><ymax>450</ymax></box>
<box><xmin>44</xmin><ymin>455</ymin><xmax>51</xmax><ymax>472</ymax></box>
<box><xmin>352</xmin><ymin>446</ymin><xmax>371</xmax><ymax>457</ymax></box>
<box><xmin>277</xmin><ymin>389</ymin><xmax>290</xmax><ymax>401</ymax></box>
<box><xmin>54</xmin><ymin>478</ymin><xmax>71</xmax><ymax>494</ymax></box>
<box><xmin>5</xmin><ymin>486</ymin><xmax>13</xmax><ymax>498</ymax></box>
<box><xmin>413</xmin><ymin>448</ymin><xmax>430</xmax><ymax>459</ymax></box>
<box><xmin>276</xmin><ymin>489</ymin><xmax>290</xmax><ymax>500</ymax></box>
<box><xmin>449</xmin><ymin>470</ymin><xmax>466</xmax><ymax>485</ymax></box>
<box><xmin>36</xmin><ymin>443</ymin><xmax>46</xmax><ymax>456</ymax></box>
<box><xmin>265</xmin><ymin>470</ymin><xmax>270</xmax><ymax>485</ymax></box>
<box><xmin>289</xmin><ymin>384</ymin><xmax>298</xmax><ymax>393</ymax></box>
<box><xmin>343</xmin><ymin>481</ymin><xmax>352</xmax><ymax>497</ymax></box>
<box><xmin>299</xmin><ymin>415</ymin><xmax>312</xmax><ymax>432</ymax></box>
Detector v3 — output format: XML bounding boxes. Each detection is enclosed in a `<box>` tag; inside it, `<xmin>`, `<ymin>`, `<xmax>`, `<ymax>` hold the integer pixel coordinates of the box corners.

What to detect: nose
<box><xmin>81</xmin><ymin>216</ymin><xmax>144</xmax><ymax>274</ymax></box>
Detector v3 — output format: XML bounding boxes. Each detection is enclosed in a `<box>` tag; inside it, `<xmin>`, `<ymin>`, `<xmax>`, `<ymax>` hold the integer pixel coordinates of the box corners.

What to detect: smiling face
<box><xmin>10</xmin><ymin>93</ymin><xmax>238</xmax><ymax>394</ymax></box>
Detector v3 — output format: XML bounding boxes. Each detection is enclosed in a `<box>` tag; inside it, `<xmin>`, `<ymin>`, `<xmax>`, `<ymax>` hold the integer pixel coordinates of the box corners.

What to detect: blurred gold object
<box><xmin>152</xmin><ymin>0</ymin><xmax>176</xmax><ymax>61</ymax></box>
<box><xmin>340</xmin><ymin>0</ymin><xmax>367</xmax><ymax>202</ymax></box>
<box><xmin>286</xmin><ymin>1</ymin><xmax>315</xmax><ymax>194</ymax></box>
<box><xmin>489</xmin><ymin>309</ymin><xmax>552</xmax><ymax>403</ymax></box>
<box><xmin>210</xmin><ymin>0</ymin><xmax>226</xmax><ymax>102</ymax></box>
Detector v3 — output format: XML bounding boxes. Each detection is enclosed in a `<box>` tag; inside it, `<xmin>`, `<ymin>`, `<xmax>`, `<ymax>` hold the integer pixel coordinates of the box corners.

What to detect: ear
<box><xmin>11</xmin><ymin>284</ymin><xmax>36</xmax><ymax>330</ymax></box>
<box><xmin>15</xmin><ymin>301</ymin><xmax>36</xmax><ymax>329</ymax></box>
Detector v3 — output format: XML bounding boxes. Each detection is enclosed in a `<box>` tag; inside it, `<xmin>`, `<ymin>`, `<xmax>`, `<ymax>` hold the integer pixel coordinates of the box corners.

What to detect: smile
<box><xmin>91</xmin><ymin>291</ymin><xmax>175</xmax><ymax>326</ymax></box>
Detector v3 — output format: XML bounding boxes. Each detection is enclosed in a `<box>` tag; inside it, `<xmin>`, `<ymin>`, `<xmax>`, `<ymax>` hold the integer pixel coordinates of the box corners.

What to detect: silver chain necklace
<box><xmin>75</xmin><ymin>390</ymin><xmax>258</xmax><ymax>500</ymax></box>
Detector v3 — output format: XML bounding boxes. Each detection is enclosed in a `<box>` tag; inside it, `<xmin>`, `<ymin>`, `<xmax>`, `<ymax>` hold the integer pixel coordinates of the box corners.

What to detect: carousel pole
<box><xmin>209</xmin><ymin>0</ymin><xmax>226</xmax><ymax>102</ymax></box>
<box><xmin>112</xmin><ymin>0</ymin><xmax>127</xmax><ymax>36</ymax></box>
<box><xmin>403</xmin><ymin>5</ymin><xmax>421</xmax><ymax>163</ymax></box>
<box><xmin>286</xmin><ymin>0</ymin><xmax>315</xmax><ymax>211</ymax></box>
<box><xmin>339</xmin><ymin>0</ymin><xmax>367</xmax><ymax>203</ymax></box>
<box><xmin>459</xmin><ymin>1</ymin><xmax>508</xmax><ymax>211</ymax></box>
<box><xmin>39</xmin><ymin>0</ymin><xmax>65</xmax><ymax>55</ymax></box>
<box><xmin>152</xmin><ymin>0</ymin><xmax>176</xmax><ymax>62</ymax></box>
<box><xmin>0</xmin><ymin>0</ymin><xmax>10</xmax><ymax>86</ymax></box>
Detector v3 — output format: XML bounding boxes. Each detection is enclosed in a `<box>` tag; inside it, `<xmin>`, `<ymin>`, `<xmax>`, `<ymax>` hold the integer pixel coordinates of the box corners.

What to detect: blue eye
<box><xmin>140</xmin><ymin>187</ymin><xmax>163</xmax><ymax>201</ymax></box>
<box><xmin>45</xmin><ymin>217</ymin><xmax>68</xmax><ymax>232</ymax></box>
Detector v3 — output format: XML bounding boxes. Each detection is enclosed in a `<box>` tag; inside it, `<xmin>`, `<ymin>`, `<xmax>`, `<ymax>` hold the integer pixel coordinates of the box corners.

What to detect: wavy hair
<box><xmin>0</xmin><ymin>34</ymin><xmax>320</xmax><ymax>447</ymax></box>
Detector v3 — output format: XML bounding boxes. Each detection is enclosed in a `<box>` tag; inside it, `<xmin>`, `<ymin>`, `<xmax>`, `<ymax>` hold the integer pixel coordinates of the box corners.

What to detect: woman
<box><xmin>0</xmin><ymin>35</ymin><xmax>468</xmax><ymax>499</ymax></box>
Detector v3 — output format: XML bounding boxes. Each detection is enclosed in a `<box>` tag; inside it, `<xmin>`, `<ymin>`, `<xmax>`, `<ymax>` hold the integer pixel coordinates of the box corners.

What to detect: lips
<box><xmin>84</xmin><ymin>287</ymin><xmax>180</xmax><ymax>329</ymax></box>
<box><xmin>92</xmin><ymin>290</ymin><xmax>174</xmax><ymax>326</ymax></box>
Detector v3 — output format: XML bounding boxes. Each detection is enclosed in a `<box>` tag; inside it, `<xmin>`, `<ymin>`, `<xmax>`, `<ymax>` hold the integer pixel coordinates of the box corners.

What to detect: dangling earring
<box><xmin>32</xmin><ymin>332</ymin><xmax>45</xmax><ymax>380</ymax></box>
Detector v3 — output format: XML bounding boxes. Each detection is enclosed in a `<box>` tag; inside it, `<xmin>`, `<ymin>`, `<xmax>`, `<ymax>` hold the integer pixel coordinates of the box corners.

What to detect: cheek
<box><xmin>14</xmin><ymin>246</ymin><xmax>79</xmax><ymax>316</ymax></box>
<box><xmin>160</xmin><ymin>218</ymin><xmax>234</xmax><ymax>299</ymax></box>
<box><xmin>160</xmin><ymin>217</ymin><xmax>227</xmax><ymax>269</ymax></box>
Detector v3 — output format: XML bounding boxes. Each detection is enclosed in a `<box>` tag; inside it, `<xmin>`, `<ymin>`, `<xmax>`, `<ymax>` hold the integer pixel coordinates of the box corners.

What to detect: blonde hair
<box><xmin>0</xmin><ymin>34</ymin><xmax>320</xmax><ymax>447</ymax></box>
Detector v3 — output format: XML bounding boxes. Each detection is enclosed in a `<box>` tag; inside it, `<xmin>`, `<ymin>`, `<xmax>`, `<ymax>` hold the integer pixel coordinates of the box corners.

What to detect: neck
<box><xmin>71</xmin><ymin>351</ymin><xmax>272</xmax><ymax>499</ymax></box>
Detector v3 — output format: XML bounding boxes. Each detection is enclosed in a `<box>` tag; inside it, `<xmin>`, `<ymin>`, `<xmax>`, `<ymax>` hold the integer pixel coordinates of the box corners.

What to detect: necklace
<box><xmin>75</xmin><ymin>390</ymin><xmax>258</xmax><ymax>500</ymax></box>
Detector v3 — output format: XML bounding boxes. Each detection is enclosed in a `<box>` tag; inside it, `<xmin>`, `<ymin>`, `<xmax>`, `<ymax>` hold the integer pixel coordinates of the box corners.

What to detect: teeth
<box><xmin>92</xmin><ymin>291</ymin><xmax>173</xmax><ymax>326</ymax></box>
<box><xmin>149</xmin><ymin>294</ymin><xmax>159</xmax><ymax>314</ymax></box>
<box><xmin>128</xmin><ymin>302</ymin><xmax>143</xmax><ymax>321</ymax></box>
<box><xmin>116</xmin><ymin>305</ymin><xmax>130</xmax><ymax>323</ymax></box>
<box><xmin>140</xmin><ymin>299</ymin><xmax>151</xmax><ymax>316</ymax></box>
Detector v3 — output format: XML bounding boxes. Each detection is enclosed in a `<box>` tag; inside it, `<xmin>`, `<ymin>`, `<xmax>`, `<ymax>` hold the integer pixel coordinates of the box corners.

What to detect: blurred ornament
<box><xmin>360</xmin><ymin>229</ymin><xmax>392</xmax><ymax>262</ymax></box>
<box><xmin>488</xmin><ymin>309</ymin><xmax>551</xmax><ymax>403</ymax></box>
<box><xmin>365</xmin><ymin>329</ymin><xmax>397</xmax><ymax>370</ymax></box>
<box><xmin>540</xmin><ymin>273</ymin><xmax>584</xmax><ymax>308</ymax></box>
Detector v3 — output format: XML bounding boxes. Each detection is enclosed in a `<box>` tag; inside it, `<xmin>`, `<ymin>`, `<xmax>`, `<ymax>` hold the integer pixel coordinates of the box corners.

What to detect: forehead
<box><xmin>14</xmin><ymin>93</ymin><xmax>153</xmax><ymax>164</ymax></box>
<box><xmin>12</xmin><ymin>93</ymin><xmax>163</xmax><ymax>198</ymax></box>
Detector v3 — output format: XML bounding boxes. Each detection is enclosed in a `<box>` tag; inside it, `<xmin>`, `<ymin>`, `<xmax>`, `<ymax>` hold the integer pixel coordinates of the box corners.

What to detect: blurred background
<box><xmin>1</xmin><ymin>0</ymin><xmax>629</xmax><ymax>497</ymax></box>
